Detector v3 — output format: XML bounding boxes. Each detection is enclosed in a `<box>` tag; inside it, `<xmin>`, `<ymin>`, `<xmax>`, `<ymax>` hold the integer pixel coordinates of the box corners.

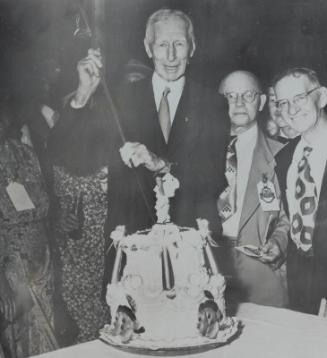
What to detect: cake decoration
<box><xmin>100</xmin><ymin>172</ymin><xmax>240</xmax><ymax>352</ymax></box>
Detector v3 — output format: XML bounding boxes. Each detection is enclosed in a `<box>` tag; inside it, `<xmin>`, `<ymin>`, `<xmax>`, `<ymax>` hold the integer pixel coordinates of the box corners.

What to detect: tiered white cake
<box><xmin>100</xmin><ymin>173</ymin><xmax>238</xmax><ymax>349</ymax></box>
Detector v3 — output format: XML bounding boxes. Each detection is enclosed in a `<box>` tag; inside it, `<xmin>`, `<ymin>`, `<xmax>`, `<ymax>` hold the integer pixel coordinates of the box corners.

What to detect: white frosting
<box><xmin>106</xmin><ymin>223</ymin><xmax>226</xmax><ymax>343</ymax></box>
<box><xmin>154</xmin><ymin>173</ymin><xmax>180</xmax><ymax>223</ymax></box>
<box><xmin>105</xmin><ymin>173</ymin><xmax>227</xmax><ymax>345</ymax></box>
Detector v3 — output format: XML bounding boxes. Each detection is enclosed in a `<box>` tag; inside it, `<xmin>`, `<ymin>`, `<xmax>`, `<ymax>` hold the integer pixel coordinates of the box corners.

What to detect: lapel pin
<box><xmin>185</xmin><ymin>117</ymin><xmax>190</xmax><ymax>122</ymax></box>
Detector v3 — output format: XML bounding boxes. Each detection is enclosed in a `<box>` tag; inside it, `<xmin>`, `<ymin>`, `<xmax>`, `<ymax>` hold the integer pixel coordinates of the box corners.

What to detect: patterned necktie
<box><xmin>158</xmin><ymin>87</ymin><xmax>171</xmax><ymax>143</ymax></box>
<box><xmin>291</xmin><ymin>146</ymin><xmax>317</xmax><ymax>255</ymax></box>
<box><xmin>217</xmin><ymin>136</ymin><xmax>238</xmax><ymax>222</ymax></box>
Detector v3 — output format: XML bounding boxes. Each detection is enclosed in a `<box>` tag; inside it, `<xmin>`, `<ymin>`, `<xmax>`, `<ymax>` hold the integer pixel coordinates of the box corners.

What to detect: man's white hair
<box><xmin>144</xmin><ymin>9</ymin><xmax>196</xmax><ymax>51</ymax></box>
<box><xmin>272</xmin><ymin>67</ymin><xmax>321</xmax><ymax>88</ymax></box>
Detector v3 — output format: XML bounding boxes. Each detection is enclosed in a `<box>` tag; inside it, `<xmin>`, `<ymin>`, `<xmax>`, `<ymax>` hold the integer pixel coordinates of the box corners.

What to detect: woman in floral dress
<box><xmin>48</xmin><ymin>99</ymin><xmax>113</xmax><ymax>343</ymax></box>
<box><xmin>0</xmin><ymin>101</ymin><xmax>57</xmax><ymax>357</ymax></box>
<box><xmin>52</xmin><ymin>165</ymin><xmax>110</xmax><ymax>342</ymax></box>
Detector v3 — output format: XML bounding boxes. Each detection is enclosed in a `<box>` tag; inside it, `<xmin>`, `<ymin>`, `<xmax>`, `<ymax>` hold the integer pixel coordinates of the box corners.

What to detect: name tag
<box><xmin>257</xmin><ymin>178</ymin><xmax>279</xmax><ymax>211</ymax></box>
<box><xmin>6</xmin><ymin>182</ymin><xmax>35</xmax><ymax>211</ymax></box>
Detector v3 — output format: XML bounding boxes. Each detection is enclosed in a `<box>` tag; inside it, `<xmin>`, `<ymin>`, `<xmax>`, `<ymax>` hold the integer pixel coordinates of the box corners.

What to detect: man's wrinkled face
<box><xmin>144</xmin><ymin>16</ymin><xmax>194</xmax><ymax>82</ymax></box>
<box><xmin>274</xmin><ymin>75</ymin><xmax>322</xmax><ymax>134</ymax></box>
<box><xmin>268</xmin><ymin>86</ymin><xmax>298</xmax><ymax>138</ymax></box>
<box><xmin>223</xmin><ymin>73</ymin><xmax>265</xmax><ymax>132</ymax></box>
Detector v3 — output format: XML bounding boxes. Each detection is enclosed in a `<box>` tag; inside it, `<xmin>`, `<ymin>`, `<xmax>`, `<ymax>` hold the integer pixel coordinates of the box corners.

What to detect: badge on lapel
<box><xmin>257</xmin><ymin>174</ymin><xmax>279</xmax><ymax>211</ymax></box>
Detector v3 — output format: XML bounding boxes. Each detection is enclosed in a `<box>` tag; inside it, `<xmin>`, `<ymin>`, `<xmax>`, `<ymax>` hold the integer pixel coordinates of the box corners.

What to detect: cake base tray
<box><xmin>99</xmin><ymin>317</ymin><xmax>241</xmax><ymax>356</ymax></box>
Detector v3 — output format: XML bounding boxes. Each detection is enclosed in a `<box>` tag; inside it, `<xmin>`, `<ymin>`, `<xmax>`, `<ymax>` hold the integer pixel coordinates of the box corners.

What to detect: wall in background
<box><xmin>1</xmin><ymin>0</ymin><xmax>327</xmax><ymax>99</ymax></box>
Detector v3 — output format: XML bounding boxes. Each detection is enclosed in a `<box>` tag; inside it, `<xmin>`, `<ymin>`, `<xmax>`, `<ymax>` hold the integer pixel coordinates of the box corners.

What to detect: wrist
<box><xmin>268</xmin><ymin>236</ymin><xmax>282</xmax><ymax>251</ymax></box>
<box><xmin>70</xmin><ymin>89</ymin><xmax>91</xmax><ymax>109</ymax></box>
<box><xmin>155</xmin><ymin>159</ymin><xmax>172</xmax><ymax>175</ymax></box>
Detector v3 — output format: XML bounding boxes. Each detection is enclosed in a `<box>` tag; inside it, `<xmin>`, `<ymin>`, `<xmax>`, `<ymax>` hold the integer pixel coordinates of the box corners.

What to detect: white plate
<box><xmin>99</xmin><ymin>317</ymin><xmax>241</xmax><ymax>356</ymax></box>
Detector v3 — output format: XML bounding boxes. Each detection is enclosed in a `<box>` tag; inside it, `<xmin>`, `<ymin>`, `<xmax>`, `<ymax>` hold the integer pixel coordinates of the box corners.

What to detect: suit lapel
<box><xmin>316</xmin><ymin>163</ymin><xmax>327</xmax><ymax>218</ymax></box>
<box><xmin>135</xmin><ymin>78</ymin><xmax>167</xmax><ymax>154</ymax></box>
<box><xmin>139</xmin><ymin>77</ymin><xmax>203</xmax><ymax>158</ymax></box>
<box><xmin>238</xmin><ymin>130</ymin><xmax>278</xmax><ymax>232</ymax></box>
<box><xmin>313</xmin><ymin>162</ymin><xmax>327</xmax><ymax>257</ymax></box>
<box><xmin>275</xmin><ymin>136</ymin><xmax>301</xmax><ymax>217</ymax></box>
<box><xmin>168</xmin><ymin>79</ymin><xmax>203</xmax><ymax>158</ymax></box>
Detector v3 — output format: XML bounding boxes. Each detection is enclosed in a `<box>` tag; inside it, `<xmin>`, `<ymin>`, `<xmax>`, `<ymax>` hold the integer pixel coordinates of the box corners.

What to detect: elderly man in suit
<box><xmin>274</xmin><ymin>67</ymin><xmax>327</xmax><ymax>314</ymax></box>
<box><xmin>67</xmin><ymin>8</ymin><xmax>229</xmax><ymax>237</ymax></box>
<box><xmin>216</xmin><ymin>70</ymin><xmax>290</xmax><ymax>308</ymax></box>
<box><xmin>110</xmin><ymin>9</ymin><xmax>229</xmax><ymax>236</ymax></box>
<box><xmin>60</xmin><ymin>8</ymin><xmax>229</xmax><ymax>270</ymax></box>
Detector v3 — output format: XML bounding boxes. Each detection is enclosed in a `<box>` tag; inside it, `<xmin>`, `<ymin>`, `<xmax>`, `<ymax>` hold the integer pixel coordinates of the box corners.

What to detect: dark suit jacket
<box><xmin>275</xmin><ymin>136</ymin><xmax>327</xmax><ymax>307</ymax></box>
<box><xmin>106</xmin><ymin>76</ymin><xmax>230</xmax><ymax>238</ymax></box>
<box><xmin>53</xmin><ymin>76</ymin><xmax>230</xmax><ymax>290</ymax></box>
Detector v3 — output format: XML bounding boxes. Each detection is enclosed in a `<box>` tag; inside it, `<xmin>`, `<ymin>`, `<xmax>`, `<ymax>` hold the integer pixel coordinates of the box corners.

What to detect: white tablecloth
<box><xmin>34</xmin><ymin>303</ymin><xmax>327</xmax><ymax>358</ymax></box>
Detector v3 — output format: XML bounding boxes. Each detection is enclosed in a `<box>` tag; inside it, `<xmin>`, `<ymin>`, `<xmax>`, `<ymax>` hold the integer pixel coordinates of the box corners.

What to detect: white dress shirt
<box><xmin>152</xmin><ymin>72</ymin><xmax>185</xmax><ymax>124</ymax></box>
<box><xmin>223</xmin><ymin>124</ymin><xmax>258</xmax><ymax>237</ymax></box>
<box><xmin>286</xmin><ymin>131</ymin><xmax>327</xmax><ymax>221</ymax></box>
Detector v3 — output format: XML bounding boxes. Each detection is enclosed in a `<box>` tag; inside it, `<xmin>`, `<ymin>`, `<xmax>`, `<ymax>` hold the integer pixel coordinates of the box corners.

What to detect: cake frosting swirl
<box><xmin>101</xmin><ymin>173</ymin><xmax>237</xmax><ymax>348</ymax></box>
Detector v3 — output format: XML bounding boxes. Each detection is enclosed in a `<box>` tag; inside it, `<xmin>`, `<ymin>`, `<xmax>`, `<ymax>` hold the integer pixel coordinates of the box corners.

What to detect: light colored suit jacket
<box><xmin>217</xmin><ymin>128</ymin><xmax>290</xmax><ymax>307</ymax></box>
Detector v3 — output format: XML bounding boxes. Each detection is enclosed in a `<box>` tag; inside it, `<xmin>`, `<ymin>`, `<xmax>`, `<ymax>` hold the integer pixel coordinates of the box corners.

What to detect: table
<box><xmin>34</xmin><ymin>303</ymin><xmax>327</xmax><ymax>358</ymax></box>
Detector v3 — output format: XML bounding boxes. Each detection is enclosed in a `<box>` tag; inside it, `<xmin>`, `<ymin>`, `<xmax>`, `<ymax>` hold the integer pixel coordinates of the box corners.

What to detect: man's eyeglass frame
<box><xmin>224</xmin><ymin>91</ymin><xmax>262</xmax><ymax>104</ymax></box>
<box><xmin>275</xmin><ymin>87</ymin><xmax>321</xmax><ymax>112</ymax></box>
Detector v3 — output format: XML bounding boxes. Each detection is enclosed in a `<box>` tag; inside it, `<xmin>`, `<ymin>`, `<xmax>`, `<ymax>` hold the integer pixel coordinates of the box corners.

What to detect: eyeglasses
<box><xmin>275</xmin><ymin>87</ymin><xmax>320</xmax><ymax>112</ymax></box>
<box><xmin>224</xmin><ymin>91</ymin><xmax>261</xmax><ymax>104</ymax></box>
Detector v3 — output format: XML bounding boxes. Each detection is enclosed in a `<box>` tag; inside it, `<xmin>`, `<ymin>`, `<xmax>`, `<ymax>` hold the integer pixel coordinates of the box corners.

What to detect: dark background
<box><xmin>1</xmin><ymin>0</ymin><xmax>327</xmax><ymax>101</ymax></box>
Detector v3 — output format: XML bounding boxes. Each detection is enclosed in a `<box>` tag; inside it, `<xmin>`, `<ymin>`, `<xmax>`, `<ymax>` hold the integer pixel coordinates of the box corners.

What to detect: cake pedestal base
<box><xmin>99</xmin><ymin>317</ymin><xmax>241</xmax><ymax>356</ymax></box>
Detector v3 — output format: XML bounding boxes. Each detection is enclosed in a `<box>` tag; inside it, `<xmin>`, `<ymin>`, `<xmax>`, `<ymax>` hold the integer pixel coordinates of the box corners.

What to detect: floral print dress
<box><xmin>53</xmin><ymin>165</ymin><xmax>110</xmax><ymax>343</ymax></box>
<box><xmin>0</xmin><ymin>139</ymin><xmax>56</xmax><ymax>357</ymax></box>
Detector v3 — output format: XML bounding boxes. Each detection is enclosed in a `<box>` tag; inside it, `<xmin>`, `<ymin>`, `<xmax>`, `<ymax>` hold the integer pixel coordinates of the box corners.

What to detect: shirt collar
<box><xmin>152</xmin><ymin>72</ymin><xmax>185</xmax><ymax>96</ymax></box>
<box><xmin>300</xmin><ymin>125</ymin><xmax>327</xmax><ymax>153</ymax></box>
<box><xmin>236</xmin><ymin>122</ymin><xmax>258</xmax><ymax>146</ymax></box>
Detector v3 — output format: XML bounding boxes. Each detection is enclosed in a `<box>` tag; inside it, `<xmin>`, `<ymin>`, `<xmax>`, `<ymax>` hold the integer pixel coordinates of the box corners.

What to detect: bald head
<box><xmin>219</xmin><ymin>70</ymin><xmax>262</xmax><ymax>94</ymax></box>
<box><xmin>219</xmin><ymin>71</ymin><xmax>266</xmax><ymax>134</ymax></box>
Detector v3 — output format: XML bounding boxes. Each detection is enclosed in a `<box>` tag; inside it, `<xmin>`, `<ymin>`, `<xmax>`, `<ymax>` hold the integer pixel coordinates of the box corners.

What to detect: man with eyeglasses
<box><xmin>266</xmin><ymin>86</ymin><xmax>299</xmax><ymax>142</ymax></box>
<box><xmin>216</xmin><ymin>70</ymin><xmax>289</xmax><ymax>308</ymax></box>
<box><xmin>274</xmin><ymin>67</ymin><xmax>327</xmax><ymax>314</ymax></box>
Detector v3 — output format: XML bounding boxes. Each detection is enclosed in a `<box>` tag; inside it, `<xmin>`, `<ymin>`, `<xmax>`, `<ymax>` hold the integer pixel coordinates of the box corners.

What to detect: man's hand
<box><xmin>119</xmin><ymin>142</ymin><xmax>167</xmax><ymax>172</ymax></box>
<box><xmin>71</xmin><ymin>48</ymin><xmax>103</xmax><ymax>108</ymax></box>
<box><xmin>259</xmin><ymin>240</ymin><xmax>284</xmax><ymax>270</ymax></box>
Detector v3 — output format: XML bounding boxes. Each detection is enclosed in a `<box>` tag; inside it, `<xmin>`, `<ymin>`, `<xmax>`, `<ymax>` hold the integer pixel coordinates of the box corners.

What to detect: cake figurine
<box><xmin>154</xmin><ymin>173</ymin><xmax>180</xmax><ymax>223</ymax></box>
<box><xmin>100</xmin><ymin>172</ymin><xmax>239</xmax><ymax>349</ymax></box>
<box><xmin>198</xmin><ymin>291</ymin><xmax>223</xmax><ymax>339</ymax></box>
